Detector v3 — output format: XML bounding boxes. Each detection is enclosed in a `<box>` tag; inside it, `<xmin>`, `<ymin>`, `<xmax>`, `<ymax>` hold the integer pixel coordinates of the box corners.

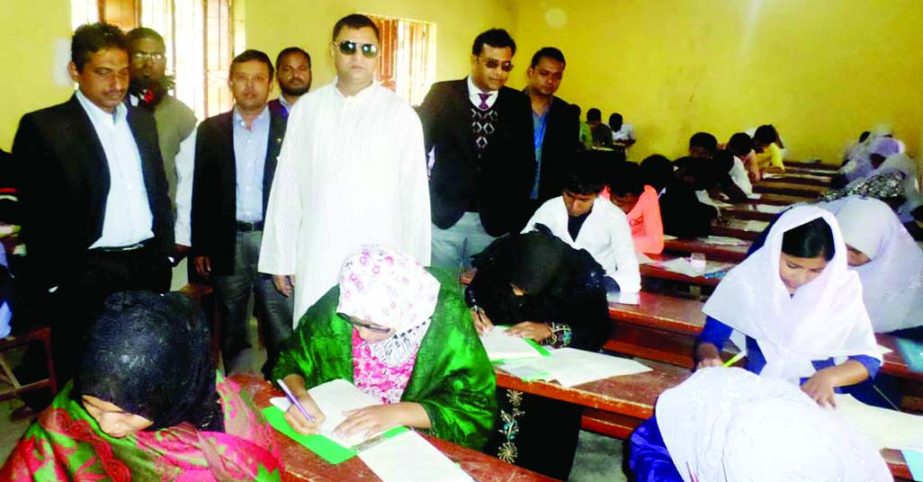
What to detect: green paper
<box><xmin>903</xmin><ymin>449</ymin><xmax>923</xmax><ymax>481</ymax></box>
<box><xmin>524</xmin><ymin>338</ymin><xmax>552</xmax><ymax>357</ymax></box>
<box><xmin>262</xmin><ymin>406</ymin><xmax>409</xmax><ymax>464</ymax></box>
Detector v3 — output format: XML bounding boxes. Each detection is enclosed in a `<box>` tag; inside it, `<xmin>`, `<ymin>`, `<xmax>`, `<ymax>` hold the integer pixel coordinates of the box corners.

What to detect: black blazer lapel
<box><xmin>262</xmin><ymin>108</ymin><xmax>287</xmax><ymax>217</ymax></box>
<box><xmin>62</xmin><ymin>95</ymin><xmax>111</xmax><ymax>242</ymax></box>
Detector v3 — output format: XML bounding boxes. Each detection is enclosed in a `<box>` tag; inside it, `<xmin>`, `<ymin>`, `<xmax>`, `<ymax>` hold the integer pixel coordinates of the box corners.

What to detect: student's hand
<box><xmin>273</xmin><ymin>275</ymin><xmax>296</xmax><ymax>297</ymax></box>
<box><xmin>801</xmin><ymin>369</ymin><xmax>838</xmax><ymax>408</ymax></box>
<box><xmin>507</xmin><ymin>321</ymin><xmax>553</xmax><ymax>342</ymax></box>
<box><xmin>696</xmin><ymin>357</ymin><xmax>724</xmax><ymax>370</ymax></box>
<box><xmin>471</xmin><ymin>307</ymin><xmax>493</xmax><ymax>335</ymax></box>
<box><xmin>283</xmin><ymin>390</ymin><xmax>326</xmax><ymax>435</ymax></box>
<box><xmin>193</xmin><ymin>256</ymin><xmax>211</xmax><ymax>279</ymax></box>
<box><xmin>335</xmin><ymin>404</ymin><xmax>413</xmax><ymax>439</ymax></box>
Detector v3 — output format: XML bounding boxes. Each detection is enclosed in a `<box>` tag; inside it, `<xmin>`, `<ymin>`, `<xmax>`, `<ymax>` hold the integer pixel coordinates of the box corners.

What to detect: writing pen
<box><xmin>277</xmin><ymin>378</ymin><xmax>316</xmax><ymax>423</ymax></box>
<box><xmin>723</xmin><ymin>352</ymin><xmax>746</xmax><ymax>367</ymax></box>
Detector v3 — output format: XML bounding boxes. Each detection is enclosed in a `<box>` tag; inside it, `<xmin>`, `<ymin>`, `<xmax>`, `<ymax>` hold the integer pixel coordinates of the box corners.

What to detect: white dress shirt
<box><xmin>76</xmin><ymin>90</ymin><xmax>154</xmax><ymax>249</ymax></box>
<box><xmin>524</xmin><ymin>196</ymin><xmax>641</xmax><ymax>293</ymax></box>
<box><xmin>466</xmin><ymin>76</ymin><xmax>498</xmax><ymax>109</ymax></box>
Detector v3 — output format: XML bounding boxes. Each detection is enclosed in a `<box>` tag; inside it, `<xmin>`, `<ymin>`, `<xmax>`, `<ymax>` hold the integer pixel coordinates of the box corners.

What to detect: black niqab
<box><xmin>75</xmin><ymin>291</ymin><xmax>223</xmax><ymax>432</ymax></box>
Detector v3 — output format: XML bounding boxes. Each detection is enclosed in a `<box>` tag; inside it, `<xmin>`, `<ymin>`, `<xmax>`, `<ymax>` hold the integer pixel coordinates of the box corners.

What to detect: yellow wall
<box><xmin>0</xmin><ymin>0</ymin><xmax>74</xmax><ymax>151</ymax></box>
<box><xmin>509</xmin><ymin>0</ymin><xmax>923</xmax><ymax>165</ymax></box>
<box><xmin>245</xmin><ymin>0</ymin><xmax>518</xmax><ymax>95</ymax></box>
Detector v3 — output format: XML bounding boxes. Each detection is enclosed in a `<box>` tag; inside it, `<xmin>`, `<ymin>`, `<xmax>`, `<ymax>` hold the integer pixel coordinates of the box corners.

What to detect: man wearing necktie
<box><xmin>418</xmin><ymin>28</ymin><xmax>535</xmax><ymax>271</ymax></box>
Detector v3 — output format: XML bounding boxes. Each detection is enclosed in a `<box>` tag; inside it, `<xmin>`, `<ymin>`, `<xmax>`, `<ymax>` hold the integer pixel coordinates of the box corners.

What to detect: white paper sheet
<box><xmin>744</xmin><ymin>220</ymin><xmax>769</xmax><ymax>232</ymax></box>
<box><xmin>830</xmin><ymin>394</ymin><xmax>923</xmax><ymax>452</ymax></box>
<box><xmin>653</xmin><ymin>258</ymin><xmax>729</xmax><ymax>277</ymax></box>
<box><xmin>270</xmin><ymin>379</ymin><xmax>385</xmax><ymax>447</ymax></box>
<box><xmin>755</xmin><ymin>204</ymin><xmax>786</xmax><ymax>214</ymax></box>
<box><xmin>747</xmin><ymin>193</ymin><xmax>763</xmax><ymax>200</ymax></box>
<box><xmin>703</xmin><ymin>235</ymin><xmax>748</xmax><ymax>246</ymax></box>
<box><xmin>878</xmin><ymin>344</ymin><xmax>893</xmax><ymax>355</ymax></box>
<box><xmin>359</xmin><ymin>430</ymin><xmax>473</xmax><ymax>482</ymax></box>
<box><xmin>503</xmin><ymin>348</ymin><xmax>652</xmax><ymax>387</ymax></box>
<box><xmin>479</xmin><ymin>326</ymin><xmax>544</xmax><ymax>361</ymax></box>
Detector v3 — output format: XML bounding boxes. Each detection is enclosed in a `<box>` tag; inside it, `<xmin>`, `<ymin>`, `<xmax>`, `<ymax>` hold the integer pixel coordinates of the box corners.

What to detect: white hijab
<box><xmin>821</xmin><ymin>197</ymin><xmax>923</xmax><ymax>333</ymax></box>
<box><xmin>656</xmin><ymin>368</ymin><xmax>891</xmax><ymax>482</ymax></box>
<box><xmin>703</xmin><ymin>206</ymin><xmax>880</xmax><ymax>384</ymax></box>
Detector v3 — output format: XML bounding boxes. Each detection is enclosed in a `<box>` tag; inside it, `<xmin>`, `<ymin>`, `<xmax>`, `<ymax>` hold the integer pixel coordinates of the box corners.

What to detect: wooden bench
<box><xmin>639</xmin><ymin>257</ymin><xmax>728</xmax><ymax>289</ymax></box>
<box><xmin>233</xmin><ymin>373</ymin><xmax>556</xmax><ymax>482</ymax></box>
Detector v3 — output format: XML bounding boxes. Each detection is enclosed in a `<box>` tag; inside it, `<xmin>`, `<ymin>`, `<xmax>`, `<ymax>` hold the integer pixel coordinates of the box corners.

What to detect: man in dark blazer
<box><xmin>191</xmin><ymin>50</ymin><xmax>292</xmax><ymax>375</ymax></box>
<box><xmin>419</xmin><ymin>28</ymin><xmax>535</xmax><ymax>270</ymax></box>
<box><xmin>523</xmin><ymin>47</ymin><xmax>579</xmax><ymax>209</ymax></box>
<box><xmin>12</xmin><ymin>23</ymin><xmax>174</xmax><ymax>382</ymax></box>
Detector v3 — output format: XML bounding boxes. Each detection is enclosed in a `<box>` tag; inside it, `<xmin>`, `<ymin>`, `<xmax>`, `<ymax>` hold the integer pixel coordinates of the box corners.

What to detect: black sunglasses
<box><xmin>337</xmin><ymin>40</ymin><xmax>379</xmax><ymax>58</ymax></box>
<box><xmin>482</xmin><ymin>58</ymin><xmax>513</xmax><ymax>72</ymax></box>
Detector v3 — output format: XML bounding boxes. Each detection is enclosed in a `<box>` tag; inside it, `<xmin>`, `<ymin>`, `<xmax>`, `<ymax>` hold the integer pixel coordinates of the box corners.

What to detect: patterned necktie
<box><xmin>478</xmin><ymin>92</ymin><xmax>491</xmax><ymax>111</ymax></box>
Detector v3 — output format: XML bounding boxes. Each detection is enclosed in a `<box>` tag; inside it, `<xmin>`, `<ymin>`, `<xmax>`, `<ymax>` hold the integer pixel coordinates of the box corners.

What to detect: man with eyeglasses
<box><xmin>126</xmin><ymin>27</ymin><xmax>197</xmax><ymax>269</ymax></box>
<box><xmin>191</xmin><ymin>49</ymin><xmax>293</xmax><ymax>375</ymax></box>
<box><xmin>418</xmin><ymin>28</ymin><xmax>534</xmax><ymax>271</ymax></box>
<box><xmin>259</xmin><ymin>14</ymin><xmax>431</xmax><ymax>325</ymax></box>
<box><xmin>268</xmin><ymin>47</ymin><xmax>312</xmax><ymax>117</ymax></box>
<box><xmin>12</xmin><ymin>23</ymin><xmax>173</xmax><ymax>383</ymax></box>
<box><xmin>523</xmin><ymin>47</ymin><xmax>579</xmax><ymax>210</ymax></box>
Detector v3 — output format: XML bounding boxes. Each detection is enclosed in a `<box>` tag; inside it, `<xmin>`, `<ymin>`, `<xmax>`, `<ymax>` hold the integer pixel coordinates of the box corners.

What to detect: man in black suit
<box><xmin>12</xmin><ymin>23</ymin><xmax>174</xmax><ymax>382</ymax></box>
<box><xmin>191</xmin><ymin>50</ymin><xmax>292</xmax><ymax>375</ymax></box>
<box><xmin>419</xmin><ymin>28</ymin><xmax>535</xmax><ymax>270</ymax></box>
<box><xmin>267</xmin><ymin>47</ymin><xmax>312</xmax><ymax>118</ymax></box>
<box><xmin>523</xmin><ymin>47</ymin><xmax>579</xmax><ymax>209</ymax></box>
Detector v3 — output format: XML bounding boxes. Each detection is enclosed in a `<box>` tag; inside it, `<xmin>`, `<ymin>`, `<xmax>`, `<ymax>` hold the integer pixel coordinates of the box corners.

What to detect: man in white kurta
<box><xmin>258</xmin><ymin>15</ymin><xmax>431</xmax><ymax>323</ymax></box>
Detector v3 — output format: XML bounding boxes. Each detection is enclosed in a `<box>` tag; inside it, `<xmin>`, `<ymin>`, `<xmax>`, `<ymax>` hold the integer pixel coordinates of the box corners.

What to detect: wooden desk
<box><xmin>495</xmin><ymin>353</ymin><xmax>913</xmax><ymax>481</ymax></box>
<box><xmin>761</xmin><ymin>173</ymin><xmax>832</xmax><ymax>187</ymax></box>
<box><xmin>663</xmin><ymin>238</ymin><xmax>750</xmax><ymax>263</ymax></box>
<box><xmin>711</xmin><ymin>218</ymin><xmax>768</xmax><ymax>241</ymax></box>
<box><xmin>639</xmin><ymin>257</ymin><xmax>729</xmax><ymax>289</ymax></box>
<box><xmin>783</xmin><ymin>160</ymin><xmax>838</xmax><ymax>172</ymax></box>
<box><xmin>745</xmin><ymin>193</ymin><xmax>814</xmax><ymax>206</ymax></box>
<box><xmin>232</xmin><ymin>373</ymin><xmax>556</xmax><ymax>482</ymax></box>
<box><xmin>724</xmin><ymin>204</ymin><xmax>785</xmax><ymax>222</ymax></box>
<box><xmin>606</xmin><ymin>293</ymin><xmax>922</xmax><ymax>382</ymax></box>
<box><xmin>754</xmin><ymin>180</ymin><xmax>826</xmax><ymax>197</ymax></box>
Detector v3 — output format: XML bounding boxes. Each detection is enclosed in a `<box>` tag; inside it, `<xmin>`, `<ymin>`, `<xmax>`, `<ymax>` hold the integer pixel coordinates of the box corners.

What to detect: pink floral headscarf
<box><xmin>336</xmin><ymin>245</ymin><xmax>440</xmax><ymax>334</ymax></box>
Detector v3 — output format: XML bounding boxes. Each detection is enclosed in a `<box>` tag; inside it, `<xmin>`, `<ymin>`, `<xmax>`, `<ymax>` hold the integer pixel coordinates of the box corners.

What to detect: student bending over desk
<box><xmin>628</xmin><ymin>367</ymin><xmax>891</xmax><ymax>482</ymax></box>
<box><xmin>466</xmin><ymin>230</ymin><xmax>609</xmax><ymax>480</ymax></box>
<box><xmin>608</xmin><ymin>162</ymin><xmax>665</xmax><ymax>255</ymax></box>
<box><xmin>694</xmin><ymin>206</ymin><xmax>881</xmax><ymax>407</ymax></box>
<box><xmin>271</xmin><ymin>245</ymin><xmax>496</xmax><ymax>450</ymax></box>
<box><xmin>0</xmin><ymin>291</ymin><xmax>282</xmax><ymax>480</ymax></box>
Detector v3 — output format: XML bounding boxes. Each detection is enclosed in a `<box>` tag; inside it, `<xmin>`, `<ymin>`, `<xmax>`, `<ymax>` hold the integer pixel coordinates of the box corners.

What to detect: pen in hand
<box><xmin>277</xmin><ymin>378</ymin><xmax>316</xmax><ymax>423</ymax></box>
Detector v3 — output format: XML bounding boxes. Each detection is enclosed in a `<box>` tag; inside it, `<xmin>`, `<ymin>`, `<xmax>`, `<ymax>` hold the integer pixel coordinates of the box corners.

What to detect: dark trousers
<box><xmin>48</xmin><ymin>241</ymin><xmax>172</xmax><ymax>383</ymax></box>
<box><xmin>212</xmin><ymin>230</ymin><xmax>292</xmax><ymax>375</ymax></box>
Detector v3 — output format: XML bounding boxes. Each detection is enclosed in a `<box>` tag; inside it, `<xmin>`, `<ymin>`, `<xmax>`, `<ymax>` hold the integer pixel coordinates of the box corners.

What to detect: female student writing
<box><xmin>1</xmin><ymin>291</ymin><xmax>282</xmax><ymax>480</ymax></box>
<box><xmin>272</xmin><ymin>245</ymin><xmax>496</xmax><ymax>450</ymax></box>
<box><xmin>694</xmin><ymin>206</ymin><xmax>881</xmax><ymax>407</ymax></box>
<box><xmin>821</xmin><ymin>196</ymin><xmax>923</xmax><ymax>334</ymax></box>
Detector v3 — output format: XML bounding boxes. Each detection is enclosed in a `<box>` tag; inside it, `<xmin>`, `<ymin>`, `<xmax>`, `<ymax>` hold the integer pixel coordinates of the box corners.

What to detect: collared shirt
<box><xmin>233</xmin><ymin>106</ymin><xmax>270</xmax><ymax>222</ymax></box>
<box><xmin>76</xmin><ymin>90</ymin><xmax>154</xmax><ymax>249</ymax></box>
<box><xmin>278</xmin><ymin>95</ymin><xmax>294</xmax><ymax>113</ymax></box>
<box><xmin>466</xmin><ymin>76</ymin><xmax>498</xmax><ymax>110</ymax></box>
